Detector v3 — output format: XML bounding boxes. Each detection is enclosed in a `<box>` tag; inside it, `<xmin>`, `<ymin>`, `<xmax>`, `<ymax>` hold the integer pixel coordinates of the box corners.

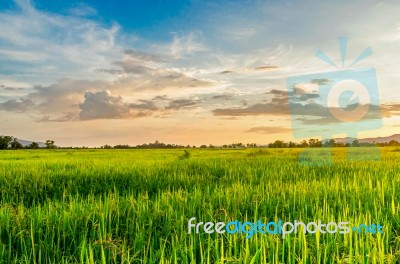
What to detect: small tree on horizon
<box><xmin>45</xmin><ymin>140</ymin><xmax>56</xmax><ymax>149</ymax></box>
<box><xmin>10</xmin><ymin>138</ymin><xmax>23</xmax><ymax>149</ymax></box>
<box><xmin>29</xmin><ymin>142</ymin><xmax>40</xmax><ymax>149</ymax></box>
<box><xmin>0</xmin><ymin>136</ymin><xmax>13</xmax><ymax>149</ymax></box>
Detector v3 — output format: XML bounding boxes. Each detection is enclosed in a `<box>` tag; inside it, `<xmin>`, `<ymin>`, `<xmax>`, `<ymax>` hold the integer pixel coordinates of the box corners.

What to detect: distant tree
<box><xmin>200</xmin><ymin>145</ymin><xmax>208</xmax><ymax>148</ymax></box>
<box><xmin>308</xmin><ymin>138</ymin><xmax>322</xmax><ymax>147</ymax></box>
<box><xmin>351</xmin><ymin>140</ymin><xmax>360</xmax><ymax>147</ymax></box>
<box><xmin>45</xmin><ymin>140</ymin><xmax>56</xmax><ymax>149</ymax></box>
<box><xmin>29</xmin><ymin>142</ymin><xmax>40</xmax><ymax>149</ymax></box>
<box><xmin>299</xmin><ymin>140</ymin><xmax>309</xmax><ymax>148</ymax></box>
<box><xmin>236</xmin><ymin>143</ymin><xmax>245</xmax><ymax>148</ymax></box>
<box><xmin>0</xmin><ymin>136</ymin><xmax>13</xmax><ymax>149</ymax></box>
<box><xmin>268</xmin><ymin>140</ymin><xmax>287</xmax><ymax>148</ymax></box>
<box><xmin>10</xmin><ymin>138</ymin><xmax>23</xmax><ymax>149</ymax></box>
<box><xmin>114</xmin><ymin>144</ymin><xmax>131</xmax><ymax>149</ymax></box>
<box><xmin>323</xmin><ymin>139</ymin><xmax>335</xmax><ymax>147</ymax></box>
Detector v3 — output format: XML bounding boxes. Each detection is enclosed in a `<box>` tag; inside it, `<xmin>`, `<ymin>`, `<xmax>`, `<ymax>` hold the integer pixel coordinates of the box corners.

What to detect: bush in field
<box><xmin>180</xmin><ymin>149</ymin><xmax>191</xmax><ymax>159</ymax></box>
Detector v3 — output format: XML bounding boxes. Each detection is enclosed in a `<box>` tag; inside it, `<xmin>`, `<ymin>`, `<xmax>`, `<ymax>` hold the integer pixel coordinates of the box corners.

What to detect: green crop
<box><xmin>0</xmin><ymin>148</ymin><xmax>399</xmax><ymax>263</ymax></box>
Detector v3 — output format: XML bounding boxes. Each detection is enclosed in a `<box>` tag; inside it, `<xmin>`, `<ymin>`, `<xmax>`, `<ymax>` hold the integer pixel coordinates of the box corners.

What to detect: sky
<box><xmin>0</xmin><ymin>0</ymin><xmax>400</xmax><ymax>147</ymax></box>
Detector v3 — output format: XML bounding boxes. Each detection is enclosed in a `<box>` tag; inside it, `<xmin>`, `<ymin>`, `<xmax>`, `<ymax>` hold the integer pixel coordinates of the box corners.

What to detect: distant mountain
<box><xmin>324</xmin><ymin>134</ymin><xmax>400</xmax><ymax>144</ymax></box>
<box><xmin>357</xmin><ymin>134</ymin><xmax>400</xmax><ymax>143</ymax></box>
<box><xmin>16</xmin><ymin>139</ymin><xmax>46</xmax><ymax>148</ymax></box>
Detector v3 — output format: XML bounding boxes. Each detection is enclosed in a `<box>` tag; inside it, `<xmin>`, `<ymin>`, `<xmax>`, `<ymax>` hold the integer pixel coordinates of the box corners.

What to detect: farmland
<box><xmin>0</xmin><ymin>148</ymin><xmax>399</xmax><ymax>263</ymax></box>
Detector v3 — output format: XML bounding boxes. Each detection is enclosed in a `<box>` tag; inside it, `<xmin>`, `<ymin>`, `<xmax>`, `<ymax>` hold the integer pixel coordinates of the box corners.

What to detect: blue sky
<box><xmin>27</xmin><ymin>0</ymin><xmax>191</xmax><ymax>38</ymax></box>
<box><xmin>0</xmin><ymin>0</ymin><xmax>400</xmax><ymax>146</ymax></box>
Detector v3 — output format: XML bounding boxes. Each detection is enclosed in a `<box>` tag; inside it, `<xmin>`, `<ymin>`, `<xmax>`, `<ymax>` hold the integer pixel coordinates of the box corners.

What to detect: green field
<box><xmin>0</xmin><ymin>148</ymin><xmax>399</xmax><ymax>263</ymax></box>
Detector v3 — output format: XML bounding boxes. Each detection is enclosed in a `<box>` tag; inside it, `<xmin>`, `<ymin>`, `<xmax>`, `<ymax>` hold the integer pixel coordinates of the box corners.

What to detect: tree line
<box><xmin>100</xmin><ymin>141</ymin><xmax>258</xmax><ymax>149</ymax></box>
<box><xmin>101</xmin><ymin>139</ymin><xmax>400</xmax><ymax>149</ymax></box>
<box><xmin>267</xmin><ymin>139</ymin><xmax>400</xmax><ymax>148</ymax></box>
<box><xmin>0</xmin><ymin>136</ymin><xmax>56</xmax><ymax>149</ymax></box>
<box><xmin>1</xmin><ymin>136</ymin><xmax>400</xmax><ymax>150</ymax></box>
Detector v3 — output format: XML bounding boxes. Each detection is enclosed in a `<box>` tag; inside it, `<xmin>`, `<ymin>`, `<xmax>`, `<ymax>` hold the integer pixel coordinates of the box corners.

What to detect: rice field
<box><xmin>0</xmin><ymin>147</ymin><xmax>399</xmax><ymax>263</ymax></box>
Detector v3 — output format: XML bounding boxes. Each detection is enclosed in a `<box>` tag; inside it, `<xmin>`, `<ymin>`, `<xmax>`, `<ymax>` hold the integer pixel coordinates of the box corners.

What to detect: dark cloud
<box><xmin>212</xmin><ymin>94</ymin><xmax>234</xmax><ymax>100</ymax></box>
<box><xmin>0</xmin><ymin>75</ymin><xmax>210</xmax><ymax>121</ymax></box>
<box><xmin>123</xmin><ymin>50</ymin><xmax>163</xmax><ymax>62</ymax></box>
<box><xmin>95</xmin><ymin>68</ymin><xmax>124</xmax><ymax>74</ymax></box>
<box><xmin>298</xmin><ymin>104</ymin><xmax>382</xmax><ymax>125</ymax></box>
<box><xmin>219</xmin><ymin>65</ymin><xmax>279</xmax><ymax>75</ymax></box>
<box><xmin>0</xmin><ymin>79</ymin><xmax>109</xmax><ymax>121</ymax></box>
<box><xmin>79</xmin><ymin>91</ymin><xmax>206</xmax><ymax>121</ymax></box>
<box><xmin>153</xmin><ymin>95</ymin><xmax>169</xmax><ymax>101</ymax></box>
<box><xmin>213</xmin><ymin>100</ymin><xmax>385</xmax><ymax>123</ymax></box>
<box><xmin>30</xmin><ymin>79</ymin><xmax>108</xmax><ymax>119</ymax></box>
<box><xmin>79</xmin><ymin>90</ymin><xmax>130</xmax><ymax>120</ymax></box>
<box><xmin>246</xmin><ymin>126</ymin><xmax>291</xmax><ymax>134</ymax></box>
<box><xmin>381</xmin><ymin>103</ymin><xmax>400</xmax><ymax>116</ymax></box>
<box><xmin>213</xmin><ymin>102</ymin><xmax>289</xmax><ymax>116</ymax></box>
<box><xmin>311</xmin><ymin>78</ymin><xmax>331</xmax><ymax>85</ymax></box>
<box><xmin>0</xmin><ymin>98</ymin><xmax>34</xmax><ymax>112</ymax></box>
<box><xmin>165</xmin><ymin>99</ymin><xmax>200</xmax><ymax>110</ymax></box>
<box><xmin>268</xmin><ymin>88</ymin><xmax>319</xmax><ymax>102</ymax></box>
<box><xmin>112</xmin><ymin>56</ymin><xmax>215</xmax><ymax>90</ymax></box>
<box><xmin>0</xmin><ymin>53</ymin><xmax>214</xmax><ymax>120</ymax></box>
<box><xmin>38</xmin><ymin>112</ymin><xmax>78</xmax><ymax>122</ymax></box>
<box><xmin>113</xmin><ymin>60</ymin><xmax>152</xmax><ymax>75</ymax></box>
<box><xmin>268</xmin><ymin>89</ymin><xmax>287</xmax><ymax>96</ymax></box>
<box><xmin>130</xmin><ymin>100</ymin><xmax>159</xmax><ymax>111</ymax></box>
<box><xmin>0</xmin><ymin>85</ymin><xmax>26</xmax><ymax>91</ymax></box>
<box><xmin>79</xmin><ymin>90</ymin><xmax>155</xmax><ymax>120</ymax></box>
<box><xmin>254</xmin><ymin>65</ymin><xmax>279</xmax><ymax>71</ymax></box>
<box><xmin>213</xmin><ymin>87</ymin><xmax>400</xmax><ymax>126</ymax></box>
<box><xmin>220</xmin><ymin>70</ymin><xmax>235</xmax><ymax>74</ymax></box>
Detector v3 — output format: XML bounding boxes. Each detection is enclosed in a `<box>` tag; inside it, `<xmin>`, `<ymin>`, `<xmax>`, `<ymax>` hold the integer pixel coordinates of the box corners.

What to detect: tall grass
<box><xmin>0</xmin><ymin>148</ymin><xmax>399</xmax><ymax>263</ymax></box>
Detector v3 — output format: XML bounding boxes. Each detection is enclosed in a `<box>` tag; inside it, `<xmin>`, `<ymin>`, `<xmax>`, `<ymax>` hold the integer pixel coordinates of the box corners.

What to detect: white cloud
<box><xmin>0</xmin><ymin>0</ymin><xmax>122</xmax><ymax>84</ymax></box>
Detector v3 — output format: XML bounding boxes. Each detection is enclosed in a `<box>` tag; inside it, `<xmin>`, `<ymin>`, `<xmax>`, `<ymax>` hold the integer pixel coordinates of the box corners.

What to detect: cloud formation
<box><xmin>110</xmin><ymin>51</ymin><xmax>215</xmax><ymax>91</ymax></box>
<box><xmin>79</xmin><ymin>90</ymin><xmax>155</xmax><ymax>120</ymax></box>
<box><xmin>0</xmin><ymin>0</ymin><xmax>121</xmax><ymax>83</ymax></box>
<box><xmin>0</xmin><ymin>2</ymin><xmax>216</xmax><ymax>122</ymax></box>
<box><xmin>213</xmin><ymin>88</ymin><xmax>400</xmax><ymax>126</ymax></box>
<box><xmin>165</xmin><ymin>99</ymin><xmax>200</xmax><ymax>110</ymax></box>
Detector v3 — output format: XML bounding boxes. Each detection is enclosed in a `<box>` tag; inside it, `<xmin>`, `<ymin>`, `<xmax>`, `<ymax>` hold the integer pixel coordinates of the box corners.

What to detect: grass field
<box><xmin>0</xmin><ymin>148</ymin><xmax>399</xmax><ymax>263</ymax></box>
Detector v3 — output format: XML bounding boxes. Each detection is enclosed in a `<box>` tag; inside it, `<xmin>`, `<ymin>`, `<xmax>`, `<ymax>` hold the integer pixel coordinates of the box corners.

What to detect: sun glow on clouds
<box><xmin>0</xmin><ymin>0</ymin><xmax>400</xmax><ymax>146</ymax></box>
